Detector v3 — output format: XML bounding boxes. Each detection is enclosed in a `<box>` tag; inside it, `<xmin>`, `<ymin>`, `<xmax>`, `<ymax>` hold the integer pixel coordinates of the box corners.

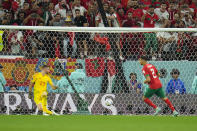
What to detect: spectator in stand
<box><xmin>166</xmin><ymin>69</ymin><xmax>186</xmax><ymax>94</ymax></box>
<box><xmin>116</xmin><ymin>6</ymin><xmax>126</xmax><ymax>25</ymax></box>
<box><xmin>179</xmin><ymin>3</ymin><xmax>194</xmax><ymax>18</ymax></box>
<box><xmin>171</xmin><ymin>13</ymin><xmax>181</xmax><ymax>26</ymax></box>
<box><xmin>182</xmin><ymin>12</ymin><xmax>196</xmax><ymax>27</ymax></box>
<box><xmin>1</xmin><ymin>11</ymin><xmax>14</xmax><ymax>25</ymax></box>
<box><xmin>140</xmin><ymin>0</ymin><xmax>151</xmax><ymax>10</ymax></box>
<box><xmin>72</xmin><ymin>0</ymin><xmax>87</xmax><ymax>18</ymax></box>
<box><xmin>42</xmin><ymin>3</ymin><xmax>53</xmax><ymax>25</ymax></box>
<box><xmin>55</xmin><ymin>0</ymin><xmax>70</xmax><ymax>18</ymax></box>
<box><xmin>7</xmin><ymin>26</ymin><xmax>24</xmax><ymax>54</ymax></box>
<box><xmin>22</xmin><ymin>2</ymin><xmax>31</xmax><ymax>17</ymax></box>
<box><xmin>2</xmin><ymin>0</ymin><xmax>12</xmax><ymax>10</ymax></box>
<box><xmin>49</xmin><ymin>2</ymin><xmax>57</xmax><ymax>18</ymax></box>
<box><xmin>153</xmin><ymin>0</ymin><xmax>161</xmax><ymax>8</ymax></box>
<box><xmin>74</xmin><ymin>9</ymin><xmax>88</xmax><ymax>58</ymax></box>
<box><xmin>96</xmin><ymin>2</ymin><xmax>110</xmax><ymax>27</ymax></box>
<box><xmin>142</xmin><ymin>5</ymin><xmax>159</xmax><ymax>60</ymax></box>
<box><xmin>157</xmin><ymin>22</ymin><xmax>179</xmax><ymax>60</ymax></box>
<box><xmin>109</xmin><ymin>5</ymin><xmax>120</xmax><ymax>27</ymax></box>
<box><xmin>126</xmin><ymin>1</ymin><xmax>144</xmax><ymax>27</ymax></box>
<box><xmin>23</xmin><ymin>13</ymin><xmax>44</xmax><ymax>26</ymax></box>
<box><xmin>14</xmin><ymin>11</ymin><xmax>25</xmax><ymax>25</ymax></box>
<box><xmin>63</xmin><ymin>16</ymin><xmax>77</xmax><ymax>58</ymax></box>
<box><xmin>128</xmin><ymin>72</ymin><xmax>142</xmax><ymax>93</ymax></box>
<box><xmin>189</xmin><ymin>0</ymin><xmax>197</xmax><ymax>9</ymax></box>
<box><xmin>122</xmin><ymin>12</ymin><xmax>143</xmax><ymax>60</ymax></box>
<box><xmin>86</xmin><ymin>4</ymin><xmax>96</xmax><ymax>27</ymax></box>
<box><xmin>122</xmin><ymin>12</ymin><xmax>139</xmax><ymax>27</ymax></box>
<box><xmin>168</xmin><ymin>2</ymin><xmax>178</xmax><ymax>22</ymax></box>
<box><xmin>0</xmin><ymin>5</ymin><xmax>5</xmax><ymax>22</ymax></box>
<box><xmin>154</xmin><ymin>2</ymin><xmax>169</xmax><ymax>28</ymax></box>
<box><xmin>49</xmin><ymin>13</ymin><xmax>64</xmax><ymax>26</ymax></box>
<box><xmin>28</xmin><ymin>23</ymin><xmax>48</xmax><ymax>56</ymax></box>
<box><xmin>0</xmin><ymin>64</ymin><xmax>6</xmax><ymax>92</ymax></box>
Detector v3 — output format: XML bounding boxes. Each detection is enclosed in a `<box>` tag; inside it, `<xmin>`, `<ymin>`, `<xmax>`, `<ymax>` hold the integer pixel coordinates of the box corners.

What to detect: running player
<box><xmin>29</xmin><ymin>65</ymin><xmax>59</xmax><ymax>116</ymax></box>
<box><xmin>139</xmin><ymin>56</ymin><xmax>179</xmax><ymax>116</ymax></box>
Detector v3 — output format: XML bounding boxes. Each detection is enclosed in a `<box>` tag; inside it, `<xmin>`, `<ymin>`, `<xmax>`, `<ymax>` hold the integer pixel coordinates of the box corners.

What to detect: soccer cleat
<box><xmin>43</xmin><ymin>112</ymin><xmax>50</xmax><ymax>116</ymax></box>
<box><xmin>52</xmin><ymin>110</ymin><xmax>60</xmax><ymax>116</ymax></box>
<box><xmin>173</xmin><ymin>110</ymin><xmax>179</xmax><ymax>117</ymax></box>
<box><xmin>154</xmin><ymin>107</ymin><xmax>161</xmax><ymax>116</ymax></box>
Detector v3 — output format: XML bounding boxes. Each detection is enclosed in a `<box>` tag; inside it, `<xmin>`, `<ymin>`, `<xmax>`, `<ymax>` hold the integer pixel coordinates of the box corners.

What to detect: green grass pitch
<box><xmin>0</xmin><ymin>115</ymin><xmax>197</xmax><ymax>131</ymax></box>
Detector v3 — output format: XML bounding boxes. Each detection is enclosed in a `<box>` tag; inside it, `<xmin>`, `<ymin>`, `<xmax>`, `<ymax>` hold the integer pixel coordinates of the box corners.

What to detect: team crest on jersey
<box><xmin>11</xmin><ymin>60</ymin><xmax>29</xmax><ymax>83</ymax></box>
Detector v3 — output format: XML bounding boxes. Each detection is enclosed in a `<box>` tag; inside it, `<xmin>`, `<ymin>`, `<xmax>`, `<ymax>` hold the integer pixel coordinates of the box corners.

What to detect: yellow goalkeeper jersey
<box><xmin>31</xmin><ymin>72</ymin><xmax>53</xmax><ymax>94</ymax></box>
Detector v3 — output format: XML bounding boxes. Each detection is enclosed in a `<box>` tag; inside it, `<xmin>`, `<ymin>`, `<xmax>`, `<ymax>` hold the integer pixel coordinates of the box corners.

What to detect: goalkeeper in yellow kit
<box><xmin>28</xmin><ymin>65</ymin><xmax>59</xmax><ymax>116</ymax></box>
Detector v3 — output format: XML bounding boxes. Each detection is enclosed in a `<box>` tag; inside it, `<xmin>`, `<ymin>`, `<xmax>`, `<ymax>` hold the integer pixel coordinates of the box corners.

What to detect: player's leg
<box><xmin>156</xmin><ymin>88</ymin><xmax>179</xmax><ymax>116</ymax></box>
<box><xmin>143</xmin><ymin>88</ymin><xmax>157</xmax><ymax>109</ymax></box>
<box><xmin>34</xmin><ymin>94</ymin><xmax>44</xmax><ymax>115</ymax></box>
<box><xmin>41</xmin><ymin>92</ymin><xmax>53</xmax><ymax>115</ymax></box>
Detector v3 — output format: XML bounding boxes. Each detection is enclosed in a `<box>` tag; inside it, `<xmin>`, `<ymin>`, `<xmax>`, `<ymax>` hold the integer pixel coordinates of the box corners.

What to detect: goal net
<box><xmin>0</xmin><ymin>26</ymin><xmax>196</xmax><ymax>115</ymax></box>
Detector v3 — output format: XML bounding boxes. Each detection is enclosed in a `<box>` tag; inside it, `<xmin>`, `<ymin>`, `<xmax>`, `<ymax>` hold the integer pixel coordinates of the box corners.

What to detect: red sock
<box><xmin>144</xmin><ymin>98</ymin><xmax>157</xmax><ymax>109</ymax></box>
<box><xmin>164</xmin><ymin>98</ymin><xmax>175</xmax><ymax>111</ymax></box>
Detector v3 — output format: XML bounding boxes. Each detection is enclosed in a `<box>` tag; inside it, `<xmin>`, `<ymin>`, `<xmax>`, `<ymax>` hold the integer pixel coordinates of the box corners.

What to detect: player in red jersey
<box><xmin>139</xmin><ymin>56</ymin><xmax>179</xmax><ymax>116</ymax></box>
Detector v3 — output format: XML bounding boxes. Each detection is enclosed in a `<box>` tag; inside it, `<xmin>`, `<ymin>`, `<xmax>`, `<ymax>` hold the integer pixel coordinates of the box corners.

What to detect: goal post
<box><xmin>0</xmin><ymin>26</ymin><xmax>196</xmax><ymax>115</ymax></box>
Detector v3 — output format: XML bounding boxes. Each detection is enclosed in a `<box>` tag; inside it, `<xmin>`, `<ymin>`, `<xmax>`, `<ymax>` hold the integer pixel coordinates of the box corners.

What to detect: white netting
<box><xmin>0</xmin><ymin>26</ymin><xmax>197</xmax><ymax>115</ymax></box>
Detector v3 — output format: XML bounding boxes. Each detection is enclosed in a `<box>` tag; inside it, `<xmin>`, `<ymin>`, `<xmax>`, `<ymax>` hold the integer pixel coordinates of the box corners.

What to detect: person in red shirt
<box><xmin>117</xmin><ymin>6</ymin><xmax>126</xmax><ymax>25</ymax></box>
<box><xmin>139</xmin><ymin>55</ymin><xmax>179</xmax><ymax>116</ymax></box>
<box><xmin>126</xmin><ymin>1</ymin><xmax>144</xmax><ymax>22</ymax></box>
<box><xmin>140</xmin><ymin>0</ymin><xmax>151</xmax><ymax>10</ymax></box>
<box><xmin>142</xmin><ymin>5</ymin><xmax>159</xmax><ymax>58</ymax></box>
<box><xmin>153</xmin><ymin>0</ymin><xmax>161</xmax><ymax>8</ymax></box>
<box><xmin>23</xmin><ymin>13</ymin><xmax>44</xmax><ymax>26</ymax></box>
<box><xmin>2</xmin><ymin>0</ymin><xmax>13</xmax><ymax>10</ymax></box>
<box><xmin>168</xmin><ymin>2</ymin><xmax>178</xmax><ymax>21</ymax></box>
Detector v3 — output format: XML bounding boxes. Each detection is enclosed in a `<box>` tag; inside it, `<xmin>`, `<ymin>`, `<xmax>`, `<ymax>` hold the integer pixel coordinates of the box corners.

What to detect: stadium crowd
<box><xmin>0</xmin><ymin>0</ymin><xmax>197</xmax><ymax>60</ymax></box>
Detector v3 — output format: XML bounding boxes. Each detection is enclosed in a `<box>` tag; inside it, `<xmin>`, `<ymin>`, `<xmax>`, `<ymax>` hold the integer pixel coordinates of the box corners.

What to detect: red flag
<box><xmin>85</xmin><ymin>58</ymin><xmax>105</xmax><ymax>77</ymax></box>
<box><xmin>94</xmin><ymin>34</ymin><xmax>111</xmax><ymax>51</ymax></box>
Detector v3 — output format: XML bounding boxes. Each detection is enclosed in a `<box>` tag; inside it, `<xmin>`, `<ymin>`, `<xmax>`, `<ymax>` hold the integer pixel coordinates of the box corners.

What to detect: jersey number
<box><xmin>150</xmin><ymin>68</ymin><xmax>157</xmax><ymax>78</ymax></box>
<box><xmin>40</xmin><ymin>81</ymin><xmax>46</xmax><ymax>86</ymax></box>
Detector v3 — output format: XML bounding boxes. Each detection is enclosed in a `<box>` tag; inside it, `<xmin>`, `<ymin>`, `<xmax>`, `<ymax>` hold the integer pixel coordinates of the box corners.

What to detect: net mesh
<box><xmin>0</xmin><ymin>27</ymin><xmax>197</xmax><ymax>115</ymax></box>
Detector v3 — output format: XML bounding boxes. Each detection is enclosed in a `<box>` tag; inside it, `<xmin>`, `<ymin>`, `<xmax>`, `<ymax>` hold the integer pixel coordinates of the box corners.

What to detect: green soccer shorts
<box><xmin>144</xmin><ymin>87</ymin><xmax>166</xmax><ymax>98</ymax></box>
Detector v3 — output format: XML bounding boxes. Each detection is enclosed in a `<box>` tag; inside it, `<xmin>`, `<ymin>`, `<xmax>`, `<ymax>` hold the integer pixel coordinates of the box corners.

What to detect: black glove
<box><xmin>28</xmin><ymin>92</ymin><xmax>33</xmax><ymax>99</ymax></box>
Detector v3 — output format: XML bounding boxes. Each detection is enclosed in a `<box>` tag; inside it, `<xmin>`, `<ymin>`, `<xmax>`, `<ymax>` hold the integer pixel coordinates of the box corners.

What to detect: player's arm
<box><xmin>156</xmin><ymin>72</ymin><xmax>160</xmax><ymax>77</ymax></box>
<box><xmin>28</xmin><ymin>82</ymin><xmax>34</xmax><ymax>99</ymax></box>
<box><xmin>28</xmin><ymin>74</ymin><xmax>36</xmax><ymax>99</ymax></box>
<box><xmin>48</xmin><ymin>77</ymin><xmax>58</xmax><ymax>90</ymax></box>
<box><xmin>144</xmin><ymin>75</ymin><xmax>151</xmax><ymax>84</ymax></box>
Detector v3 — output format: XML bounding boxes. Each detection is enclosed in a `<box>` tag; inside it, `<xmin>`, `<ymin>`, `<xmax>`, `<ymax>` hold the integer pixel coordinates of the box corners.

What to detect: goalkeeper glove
<box><xmin>28</xmin><ymin>92</ymin><xmax>33</xmax><ymax>99</ymax></box>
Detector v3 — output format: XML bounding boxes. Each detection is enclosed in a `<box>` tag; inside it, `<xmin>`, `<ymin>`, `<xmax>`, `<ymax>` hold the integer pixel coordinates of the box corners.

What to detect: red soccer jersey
<box><xmin>143</xmin><ymin>13</ymin><xmax>159</xmax><ymax>28</ymax></box>
<box><xmin>142</xmin><ymin>64</ymin><xmax>162</xmax><ymax>89</ymax></box>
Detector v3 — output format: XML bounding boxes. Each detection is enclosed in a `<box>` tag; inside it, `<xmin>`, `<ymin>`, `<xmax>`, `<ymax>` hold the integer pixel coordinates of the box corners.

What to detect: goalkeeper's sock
<box><xmin>144</xmin><ymin>98</ymin><xmax>157</xmax><ymax>109</ymax></box>
<box><xmin>164</xmin><ymin>98</ymin><xmax>175</xmax><ymax>111</ymax></box>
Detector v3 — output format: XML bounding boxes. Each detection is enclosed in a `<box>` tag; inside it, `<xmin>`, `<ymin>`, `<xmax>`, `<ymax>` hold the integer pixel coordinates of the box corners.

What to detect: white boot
<box><xmin>52</xmin><ymin>110</ymin><xmax>60</xmax><ymax>116</ymax></box>
<box><xmin>43</xmin><ymin>112</ymin><xmax>50</xmax><ymax>116</ymax></box>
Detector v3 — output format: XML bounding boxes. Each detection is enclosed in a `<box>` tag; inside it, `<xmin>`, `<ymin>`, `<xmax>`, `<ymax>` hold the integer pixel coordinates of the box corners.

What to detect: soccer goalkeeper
<box><xmin>28</xmin><ymin>65</ymin><xmax>59</xmax><ymax>116</ymax></box>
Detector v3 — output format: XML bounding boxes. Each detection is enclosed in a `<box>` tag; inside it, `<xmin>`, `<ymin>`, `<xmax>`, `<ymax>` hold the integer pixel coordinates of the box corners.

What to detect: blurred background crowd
<box><xmin>0</xmin><ymin>0</ymin><xmax>197</xmax><ymax>60</ymax></box>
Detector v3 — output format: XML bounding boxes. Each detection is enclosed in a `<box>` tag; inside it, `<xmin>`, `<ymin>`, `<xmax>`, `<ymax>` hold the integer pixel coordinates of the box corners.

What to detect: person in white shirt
<box><xmin>72</xmin><ymin>0</ymin><xmax>87</xmax><ymax>18</ymax></box>
<box><xmin>95</xmin><ymin>3</ymin><xmax>110</xmax><ymax>27</ymax></box>
<box><xmin>154</xmin><ymin>2</ymin><xmax>169</xmax><ymax>28</ymax></box>
<box><xmin>182</xmin><ymin>13</ymin><xmax>196</xmax><ymax>27</ymax></box>
<box><xmin>109</xmin><ymin>6</ymin><xmax>120</xmax><ymax>27</ymax></box>
<box><xmin>180</xmin><ymin>4</ymin><xmax>194</xmax><ymax>18</ymax></box>
<box><xmin>157</xmin><ymin>21</ymin><xmax>178</xmax><ymax>60</ymax></box>
<box><xmin>55</xmin><ymin>0</ymin><xmax>70</xmax><ymax>18</ymax></box>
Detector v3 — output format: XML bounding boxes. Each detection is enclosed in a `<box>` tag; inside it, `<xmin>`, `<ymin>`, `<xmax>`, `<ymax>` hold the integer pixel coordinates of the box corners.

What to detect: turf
<box><xmin>0</xmin><ymin>115</ymin><xmax>196</xmax><ymax>131</ymax></box>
